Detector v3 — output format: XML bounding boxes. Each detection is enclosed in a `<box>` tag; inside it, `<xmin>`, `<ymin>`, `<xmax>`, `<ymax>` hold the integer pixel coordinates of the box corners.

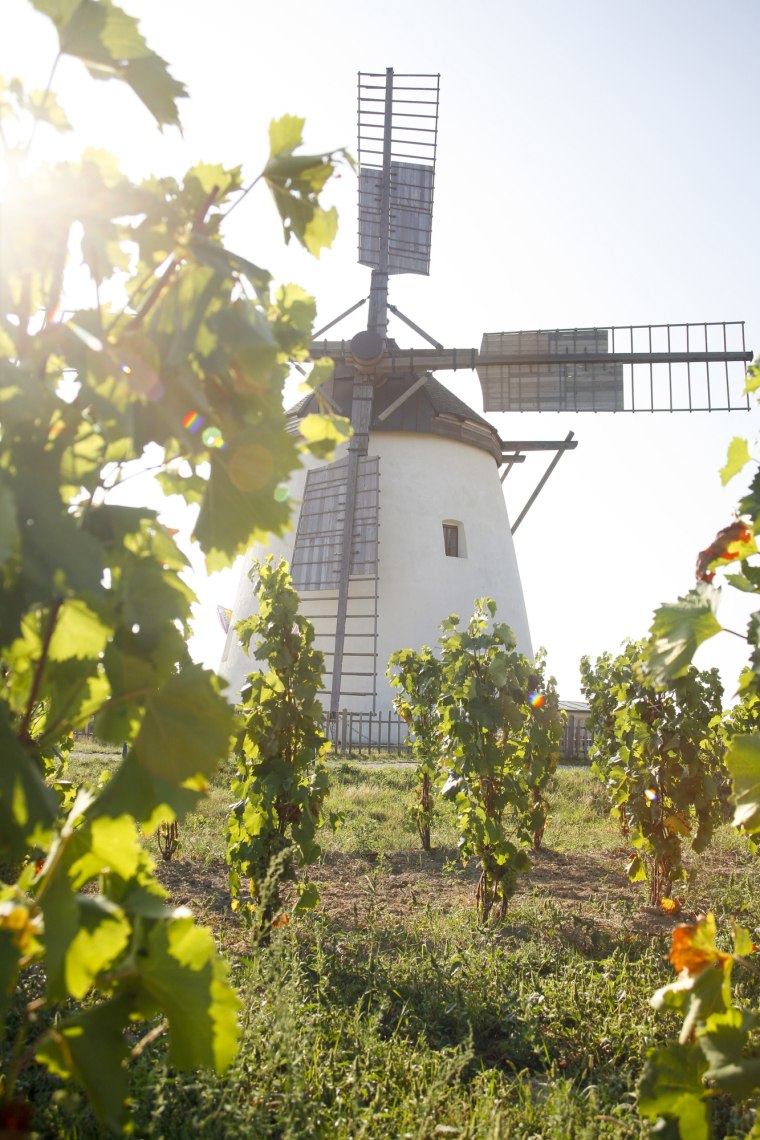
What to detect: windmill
<box><xmin>220</xmin><ymin>69</ymin><xmax>753</xmax><ymax>721</ymax></box>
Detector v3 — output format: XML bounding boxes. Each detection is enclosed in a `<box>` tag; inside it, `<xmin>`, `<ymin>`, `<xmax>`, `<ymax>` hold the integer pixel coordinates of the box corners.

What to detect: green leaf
<box><xmin>188</xmin><ymin>235</ymin><xmax>272</xmax><ymax>298</ymax></box>
<box><xmin>32</xmin><ymin>0</ymin><xmax>187</xmax><ymax>128</ymax></box>
<box><xmin>193</xmin><ymin>435</ymin><xmax>299</xmax><ymax>572</ymax></box>
<box><xmin>299</xmin><ymin>412</ymin><xmax>351</xmax><ymax>459</ymax></box>
<box><xmin>133</xmin><ymin>664</ymin><xmax>234</xmax><ymax>782</ymax></box>
<box><xmin>638</xmin><ymin>1042</ymin><xmax>710</xmax><ymax>1139</ymax></box>
<box><xmin>745</xmin><ymin>361</ymin><xmax>760</xmax><ymax>395</ymax></box>
<box><xmin>42</xmin><ymin>885</ymin><xmax>130</xmax><ymax>1000</ymax></box>
<box><xmin>724</xmin><ymin>733</ymin><xmax>760</xmax><ymax>834</ymax></box>
<box><xmin>90</xmin><ymin>751</ymin><xmax>208</xmax><ymax>834</ymax></box>
<box><xmin>303</xmin><ymin>204</ymin><xmax>338</xmax><ymax>258</ymax></box>
<box><xmin>0</xmin><ymin>478</ymin><xmax>19</xmax><ymax>568</ymax></box>
<box><xmin>48</xmin><ymin>598</ymin><xmax>111</xmax><ymax>661</ymax></box>
<box><xmin>67</xmin><ymin>815</ymin><xmax>141</xmax><ymax>890</ymax></box>
<box><xmin>698</xmin><ymin>1008</ymin><xmax>760</xmax><ymax>1098</ymax></box>
<box><xmin>36</xmin><ymin>996</ymin><xmax>131</xmax><ymax>1131</ymax></box>
<box><xmin>25</xmin><ymin>86</ymin><xmax>71</xmax><ymax>132</ymax></box>
<box><xmin>137</xmin><ymin>914</ymin><xmax>239</xmax><ymax>1071</ymax></box>
<box><xmin>647</xmin><ymin>585</ymin><xmax>723</xmax><ymax>683</ymax></box>
<box><xmin>13</xmin><ymin>452</ymin><xmax>104</xmax><ymax>604</ymax></box>
<box><xmin>720</xmin><ymin>437</ymin><xmax>752</xmax><ymax>485</ymax></box>
<box><xmin>626</xmin><ymin>853</ymin><xmax>647</xmax><ymax>882</ymax></box>
<box><xmin>0</xmin><ymin>714</ymin><xmax>57</xmax><ymax>859</ymax></box>
<box><xmin>268</xmin><ymin>115</ymin><xmax>305</xmax><ymax>158</ymax></box>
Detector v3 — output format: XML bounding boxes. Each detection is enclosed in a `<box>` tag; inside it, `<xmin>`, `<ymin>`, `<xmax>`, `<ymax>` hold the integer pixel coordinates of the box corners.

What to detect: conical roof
<box><xmin>287</xmin><ymin>367</ymin><xmax>503</xmax><ymax>463</ymax></box>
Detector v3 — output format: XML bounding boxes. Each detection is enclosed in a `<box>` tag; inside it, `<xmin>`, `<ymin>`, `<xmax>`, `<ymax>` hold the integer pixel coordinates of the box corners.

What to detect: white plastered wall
<box><xmin>371</xmin><ymin>432</ymin><xmax>532</xmax><ymax>712</ymax></box>
<box><xmin>219</xmin><ymin>430</ymin><xmax>532</xmax><ymax>712</ymax></box>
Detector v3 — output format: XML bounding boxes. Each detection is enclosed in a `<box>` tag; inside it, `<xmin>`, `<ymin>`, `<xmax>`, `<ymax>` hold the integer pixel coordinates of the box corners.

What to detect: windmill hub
<box><xmin>349</xmin><ymin>329</ymin><xmax>385</xmax><ymax>372</ymax></box>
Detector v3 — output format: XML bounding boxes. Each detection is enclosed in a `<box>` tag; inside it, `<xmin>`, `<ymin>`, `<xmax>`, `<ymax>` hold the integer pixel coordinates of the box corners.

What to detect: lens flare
<box><xmin>67</xmin><ymin>321</ymin><xmax>104</xmax><ymax>353</ymax></box>
<box><xmin>274</xmin><ymin>484</ymin><xmax>290</xmax><ymax>503</ymax></box>
<box><xmin>645</xmin><ymin>788</ymin><xmax>658</xmax><ymax>802</ymax></box>
<box><xmin>528</xmin><ymin>691</ymin><xmax>545</xmax><ymax>709</ymax></box>
<box><xmin>202</xmin><ymin>426</ymin><xmax>226</xmax><ymax>449</ymax></box>
<box><xmin>182</xmin><ymin>410</ymin><xmax>204</xmax><ymax>433</ymax></box>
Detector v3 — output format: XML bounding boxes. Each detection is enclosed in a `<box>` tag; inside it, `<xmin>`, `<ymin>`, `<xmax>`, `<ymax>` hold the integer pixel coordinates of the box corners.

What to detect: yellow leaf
<box><xmin>664</xmin><ymin>813</ymin><xmax>691</xmax><ymax>837</ymax></box>
<box><xmin>268</xmin><ymin>115</ymin><xmax>304</xmax><ymax>159</ymax></box>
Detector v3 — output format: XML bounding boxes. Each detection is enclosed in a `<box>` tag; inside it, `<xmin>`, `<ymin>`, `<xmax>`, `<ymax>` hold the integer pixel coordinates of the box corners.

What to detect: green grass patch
<box><xmin>17</xmin><ymin>760</ymin><xmax>760</xmax><ymax>1138</ymax></box>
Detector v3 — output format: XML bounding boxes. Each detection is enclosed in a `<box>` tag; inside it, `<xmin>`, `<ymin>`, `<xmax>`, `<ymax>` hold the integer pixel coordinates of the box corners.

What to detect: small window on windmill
<box><xmin>443</xmin><ymin>522</ymin><xmax>460</xmax><ymax>558</ymax></box>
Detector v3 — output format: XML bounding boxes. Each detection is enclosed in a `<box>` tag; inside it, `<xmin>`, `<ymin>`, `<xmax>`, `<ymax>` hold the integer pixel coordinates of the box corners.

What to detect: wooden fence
<box><xmin>560</xmin><ymin>719</ymin><xmax>592</xmax><ymax>761</ymax></box>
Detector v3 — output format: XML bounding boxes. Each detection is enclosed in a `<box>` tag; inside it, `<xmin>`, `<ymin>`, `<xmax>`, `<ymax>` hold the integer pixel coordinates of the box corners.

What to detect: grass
<box><xmin>17</xmin><ymin>751</ymin><xmax>760</xmax><ymax>1138</ymax></box>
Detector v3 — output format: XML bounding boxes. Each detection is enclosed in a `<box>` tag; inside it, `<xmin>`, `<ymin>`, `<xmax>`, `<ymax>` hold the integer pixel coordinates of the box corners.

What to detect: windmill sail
<box><xmin>479</xmin><ymin>329</ymin><xmax>624</xmax><ymax>412</ymax></box>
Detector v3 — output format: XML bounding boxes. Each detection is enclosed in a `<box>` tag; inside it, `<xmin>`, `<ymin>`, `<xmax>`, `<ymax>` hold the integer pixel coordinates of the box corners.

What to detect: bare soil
<box><xmin>154</xmin><ymin>841</ymin><xmax>686</xmax><ymax>954</ymax></box>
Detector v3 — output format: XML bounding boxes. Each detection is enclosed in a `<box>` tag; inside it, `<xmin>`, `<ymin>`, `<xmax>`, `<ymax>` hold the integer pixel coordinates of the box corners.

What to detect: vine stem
<box><xmin>130</xmin><ymin>1019</ymin><xmax>168</xmax><ymax>1059</ymax></box>
<box><xmin>220</xmin><ymin>174</ymin><xmax>262</xmax><ymax>221</ymax></box>
<box><xmin>18</xmin><ymin>599</ymin><xmax>63</xmax><ymax>743</ymax></box>
<box><xmin>24</xmin><ymin>51</ymin><xmax>62</xmax><ymax>159</ymax></box>
<box><xmin>0</xmin><ymin>1021</ymin><xmax>30</xmax><ymax>1106</ymax></box>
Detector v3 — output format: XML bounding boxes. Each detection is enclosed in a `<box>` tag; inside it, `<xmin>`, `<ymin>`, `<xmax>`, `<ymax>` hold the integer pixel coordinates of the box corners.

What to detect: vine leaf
<box><xmin>721</xmin><ymin>437</ymin><xmax>752</xmax><ymax>485</ymax></box>
<box><xmin>66</xmin><ymin>814</ymin><xmax>141</xmax><ymax>890</ymax></box>
<box><xmin>669</xmin><ymin>914</ymin><xmax>729</xmax><ymax>975</ymax></box>
<box><xmin>36</xmin><ymin>997</ymin><xmax>132</xmax><ymax>1132</ymax></box>
<box><xmin>299</xmin><ymin>413</ymin><xmax>352</xmax><ymax>459</ymax></box>
<box><xmin>0</xmin><ymin>716</ymin><xmax>57</xmax><ymax>860</ymax></box>
<box><xmin>137</xmin><ymin>914</ymin><xmax>240</xmax><ymax>1071</ymax></box>
<box><xmin>724</xmin><ymin>733</ymin><xmax>760</xmax><ymax>834</ymax></box>
<box><xmin>31</xmin><ymin>0</ymin><xmax>187</xmax><ymax>128</ymax></box>
<box><xmin>264</xmin><ymin>115</ymin><xmax>342</xmax><ymax>256</ymax></box>
<box><xmin>647</xmin><ymin>585</ymin><xmax>722</xmax><ymax>683</ymax></box>
<box><xmin>133</xmin><ymin>664</ymin><xmax>234</xmax><ymax>783</ymax></box>
<box><xmin>0</xmin><ymin>479</ymin><xmax>19</xmax><ymax>567</ymax></box>
<box><xmin>42</xmin><ymin>886</ymin><xmax>130</xmax><ymax>1001</ymax></box>
<box><xmin>697</xmin><ymin>1008</ymin><xmax>760</xmax><ymax>1098</ymax></box>
<box><xmin>638</xmin><ymin>1041</ymin><xmax>710</xmax><ymax>1140</ymax></box>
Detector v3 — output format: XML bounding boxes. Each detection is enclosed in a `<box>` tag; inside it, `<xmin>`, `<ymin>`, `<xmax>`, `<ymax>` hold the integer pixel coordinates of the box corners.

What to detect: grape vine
<box><xmin>580</xmin><ymin>642</ymin><xmax>729</xmax><ymax>906</ymax></box>
<box><xmin>227</xmin><ymin>558</ymin><xmax>336</xmax><ymax>931</ymax></box>
<box><xmin>636</xmin><ymin>360</ymin><xmax>760</xmax><ymax>1136</ymax></box>
<box><xmin>0</xmin><ymin>1</ymin><xmax>347</xmax><ymax>1128</ymax></box>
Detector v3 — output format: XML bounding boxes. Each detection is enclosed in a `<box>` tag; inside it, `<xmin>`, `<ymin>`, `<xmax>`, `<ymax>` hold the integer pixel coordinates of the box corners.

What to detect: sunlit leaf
<box><xmin>66</xmin><ymin>815</ymin><xmax>141</xmax><ymax>890</ymax></box>
<box><xmin>303</xmin><ymin>204</ymin><xmax>338</xmax><ymax>258</ymax></box>
<box><xmin>32</xmin><ymin>0</ymin><xmax>187</xmax><ymax>128</ymax></box>
<box><xmin>647</xmin><ymin>585</ymin><xmax>722</xmax><ymax>683</ymax></box>
<box><xmin>669</xmin><ymin>914</ymin><xmax>729</xmax><ymax>976</ymax></box>
<box><xmin>298</xmin><ymin>413</ymin><xmax>351</xmax><ymax>459</ymax></box>
<box><xmin>47</xmin><ymin>599</ymin><xmax>111</xmax><ymax>662</ymax></box>
<box><xmin>133</xmin><ymin>664</ymin><xmax>234</xmax><ymax>784</ymax></box>
<box><xmin>724</xmin><ymin>733</ymin><xmax>760</xmax><ymax>834</ymax></box>
<box><xmin>0</xmin><ymin>714</ymin><xmax>57</xmax><ymax>859</ymax></box>
<box><xmin>697</xmin><ymin>1007</ymin><xmax>760</xmax><ymax>1097</ymax></box>
<box><xmin>137</xmin><ymin>914</ymin><xmax>239</xmax><ymax>1071</ymax></box>
<box><xmin>42</xmin><ymin>883</ymin><xmax>130</xmax><ymax>1000</ymax></box>
<box><xmin>721</xmin><ymin>437</ymin><xmax>752</xmax><ymax>485</ymax></box>
<box><xmin>268</xmin><ymin>115</ymin><xmax>304</xmax><ymax>158</ymax></box>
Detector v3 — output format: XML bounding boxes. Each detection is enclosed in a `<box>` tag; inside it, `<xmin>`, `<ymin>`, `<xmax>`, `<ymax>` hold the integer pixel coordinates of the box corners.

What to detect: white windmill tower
<box><xmin>220</xmin><ymin>69</ymin><xmax>752</xmax><ymax>725</ymax></box>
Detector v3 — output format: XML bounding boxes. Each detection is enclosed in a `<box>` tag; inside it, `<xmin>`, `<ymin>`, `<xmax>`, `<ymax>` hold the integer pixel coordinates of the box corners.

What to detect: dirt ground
<box><xmin>154</xmin><ymin>841</ymin><xmax>685</xmax><ymax>954</ymax></box>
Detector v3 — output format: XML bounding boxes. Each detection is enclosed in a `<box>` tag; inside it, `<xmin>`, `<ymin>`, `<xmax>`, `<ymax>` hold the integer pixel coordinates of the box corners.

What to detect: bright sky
<box><xmin>3</xmin><ymin>0</ymin><xmax>759</xmax><ymax>701</ymax></box>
